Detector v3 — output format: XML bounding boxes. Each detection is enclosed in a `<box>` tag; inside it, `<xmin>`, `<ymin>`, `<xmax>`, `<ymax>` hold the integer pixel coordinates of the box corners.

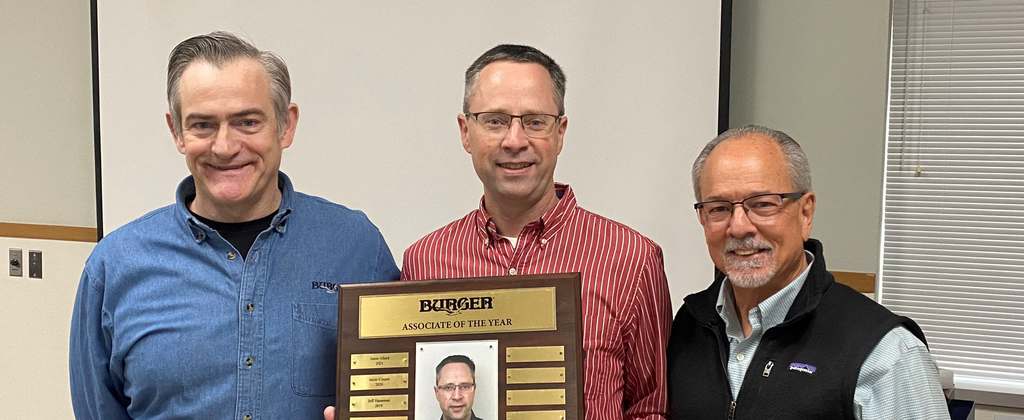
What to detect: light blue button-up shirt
<box><xmin>70</xmin><ymin>173</ymin><xmax>400</xmax><ymax>419</ymax></box>
<box><xmin>716</xmin><ymin>252</ymin><xmax>949</xmax><ymax>420</ymax></box>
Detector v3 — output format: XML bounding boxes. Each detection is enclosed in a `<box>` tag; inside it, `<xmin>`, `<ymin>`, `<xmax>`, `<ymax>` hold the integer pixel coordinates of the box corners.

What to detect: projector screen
<box><xmin>98</xmin><ymin>1</ymin><xmax>723</xmax><ymax>306</ymax></box>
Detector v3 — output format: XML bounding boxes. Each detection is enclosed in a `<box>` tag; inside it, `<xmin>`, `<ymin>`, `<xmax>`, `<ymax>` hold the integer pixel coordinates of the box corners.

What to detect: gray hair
<box><xmin>463</xmin><ymin>44</ymin><xmax>566</xmax><ymax>115</ymax></box>
<box><xmin>691</xmin><ymin>125</ymin><xmax>813</xmax><ymax>200</ymax></box>
<box><xmin>166</xmin><ymin>31</ymin><xmax>292</xmax><ymax>136</ymax></box>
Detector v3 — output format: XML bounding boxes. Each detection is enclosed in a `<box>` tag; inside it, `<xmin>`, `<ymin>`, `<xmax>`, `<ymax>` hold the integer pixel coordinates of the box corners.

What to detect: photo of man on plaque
<box><xmin>416</xmin><ymin>340</ymin><xmax>497</xmax><ymax>420</ymax></box>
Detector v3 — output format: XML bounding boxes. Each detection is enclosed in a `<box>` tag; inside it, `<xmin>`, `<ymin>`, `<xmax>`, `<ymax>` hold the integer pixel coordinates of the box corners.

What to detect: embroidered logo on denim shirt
<box><xmin>788</xmin><ymin>362</ymin><xmax>817</xmax><ymax>375</ymax></box>
<box><xmin>311</xmin><ymin>281</ymin><xmax>341</xmax><ymax>293</ymax></box>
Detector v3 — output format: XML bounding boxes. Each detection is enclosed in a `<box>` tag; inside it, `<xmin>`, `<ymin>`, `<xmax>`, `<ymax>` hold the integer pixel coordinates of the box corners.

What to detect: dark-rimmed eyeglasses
<box><xmin>465</xmin><ymin>111</ymin><xmax>562</xmax><ymax>139</ymax></box>
<box><xmin>694</xmin><ymin>192</ymin><xmax>806</xmax><ymax>224</ymax></box>
<box><xmin>436</xmin><ymin>382</ymin><xmax>476</xmax><ymax>393</ymax></box>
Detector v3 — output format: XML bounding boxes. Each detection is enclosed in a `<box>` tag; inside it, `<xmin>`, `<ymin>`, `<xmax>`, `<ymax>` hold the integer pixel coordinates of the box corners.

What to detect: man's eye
<box><xmin>190</xmin><ymin>122</ymin><xmax>214</xmax><ymax>131</ymax></box>
<box><xmin>749</xmin><ymin>201</ymin><xmax>778</xmax><ymax>210</ymax></box>
<box><xmin>524</xmin><ymin>118</ymin><xmax>547</xmax><ymax>130</ymax></box>
<box><xmin>236</xmin><ymin>119</ymin><xmax>262</xmax><ymax>130</ymax></box>
<box><xmin>706</xmin><ymin>205</ymin><xmax>731</xmax><ymax>215</ymax></box>
<box><xmin>482</xmin><ymin>118</ymin><xmax>506</xmax><ymax>127</ymax></box>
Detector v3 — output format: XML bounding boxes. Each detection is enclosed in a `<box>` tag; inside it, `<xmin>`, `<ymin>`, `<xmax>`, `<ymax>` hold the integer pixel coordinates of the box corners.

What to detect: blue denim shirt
<box><xmin>69</xmin><ymin>173</ymin><xmax>400</xmax><ymax>419</ymax></box>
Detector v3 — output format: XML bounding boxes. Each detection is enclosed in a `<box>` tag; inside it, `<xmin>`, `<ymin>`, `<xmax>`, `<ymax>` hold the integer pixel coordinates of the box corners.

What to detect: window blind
<box><xmin>881</xmin><ymin>0</ymin><xmax>1024</xmax><ymax>395</ymax></box>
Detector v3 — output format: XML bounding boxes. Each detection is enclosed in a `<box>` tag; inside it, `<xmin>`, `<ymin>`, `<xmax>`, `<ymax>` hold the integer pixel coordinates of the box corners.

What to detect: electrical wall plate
<box><xmin>28</xmin><ymin>250</ymin><xmax>42</xmax><ymax>279</ymax></box>
<box><xmin>9</xmin><ymin>248</ymin><xmax>23</xmax><ymax>277</ymax></box>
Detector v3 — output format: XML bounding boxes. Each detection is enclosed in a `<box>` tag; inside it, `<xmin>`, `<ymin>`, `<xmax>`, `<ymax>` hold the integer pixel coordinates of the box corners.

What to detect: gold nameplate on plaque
<box><xmin>506</xmin><ymin>346</ymin><xmax>565</xmax><ymax>363</ymax></box>
<box><xmin>507</xmin><ymin>389</ymin><xmax>566</xmax><ymax>406</ymax></box>
<box><xmin>507</xmin><ymin>410</ymin><xmax>567</xmax><ymax>420</ymax></box>
<box><xmin>507</xmin><ymin>367</ymin><xmax>566</xmax><ymax>384</ymax></box>
<box><xmin>359</xmin><ymin>287</ymin><xmax>557</xmax><ymax>338</ymax></box>
<box><xmin>350</xmin><ymin>373</ymin><xmax>409</xmax><ymax>391</ymax></box>
<box><xmin>350</xmin><ymin>395</ymin><xmax>408</xmax><ymax>412</ymax></box>
<box><xmin>352</xmin><ymin>417</ymin><xmax>407</xmax><ymax>420</ymax></box>
<box><xmin>350</xmin><ymin>352</ymin><xmax>409</xmax><ymax>369</ymax></box>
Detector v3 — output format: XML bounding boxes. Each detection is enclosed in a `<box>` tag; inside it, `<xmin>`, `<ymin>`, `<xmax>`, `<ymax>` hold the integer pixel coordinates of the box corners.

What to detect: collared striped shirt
<box><xmin>402</xmin><ymin>184</ymin><xmax>672</xmax><ymax>420</ymax></box>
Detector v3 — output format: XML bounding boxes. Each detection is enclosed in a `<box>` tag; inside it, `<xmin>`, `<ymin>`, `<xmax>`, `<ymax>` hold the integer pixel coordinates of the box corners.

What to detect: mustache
<box><xmin>724</xmin><ymin>237</ymin><xmax>773</xmax><ymax>253</ymax></box>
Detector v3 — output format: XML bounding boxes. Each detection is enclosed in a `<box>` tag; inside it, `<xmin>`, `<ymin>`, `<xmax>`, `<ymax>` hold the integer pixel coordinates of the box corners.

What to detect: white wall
<box><xmin>0</xmin><ymin>0</ymin><xmax>95</xmax><ymax>227</ymax></box>
<box><xmin>729</xmin><ymin>0</ymin><xmax>892</xmax><ymax>274</ymax></box>
<box><xmin>97</xmin><ymin>1</ymin><xmax>723</xmax><ymax>308</ymax></box>
<box><xmin>0</xmin><ymin>237</ymin><xmax>93</xmax><ymax>419</ymax></box>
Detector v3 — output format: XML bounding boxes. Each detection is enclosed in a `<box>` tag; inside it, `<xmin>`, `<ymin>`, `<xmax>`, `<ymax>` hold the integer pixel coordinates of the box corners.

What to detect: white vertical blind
<box><xmin>881</xmin><ymin>0</ymin><xmax>1024</xmax><ymax>395</ymax></box>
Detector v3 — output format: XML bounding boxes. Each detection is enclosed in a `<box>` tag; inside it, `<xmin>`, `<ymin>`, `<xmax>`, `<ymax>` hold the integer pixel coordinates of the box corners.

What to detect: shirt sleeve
<box><xmin>69</xmin><ymin>269</ymin><xmax>131</xmax><ymax>420</ymax></box>
<box><xmin>854</xmin><ymin>326</ymin><xmax>950</xmax><ymax>420</ymax></box>
<box><xmin>622</xmin><ymin>245</ymin><xmax>672</xmax><ymax>419</ymax></box>
<box><xmin>374</xmin><ymin>232</ymin><xmax>401</xmax><ymax>281</ymax></box>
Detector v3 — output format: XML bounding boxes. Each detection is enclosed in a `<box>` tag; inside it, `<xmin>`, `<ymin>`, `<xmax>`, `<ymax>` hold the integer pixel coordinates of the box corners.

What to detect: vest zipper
<box><xmin>728</xmin><ymin>400</ymin><xmax>737</xmax><ymax>420</ymax></box>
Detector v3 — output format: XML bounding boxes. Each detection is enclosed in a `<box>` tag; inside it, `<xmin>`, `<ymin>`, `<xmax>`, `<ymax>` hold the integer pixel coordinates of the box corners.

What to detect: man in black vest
<box><xmin>668</xmin><ymin>125</ymin><xmax>949</xmax><ymax>419</ymax></box>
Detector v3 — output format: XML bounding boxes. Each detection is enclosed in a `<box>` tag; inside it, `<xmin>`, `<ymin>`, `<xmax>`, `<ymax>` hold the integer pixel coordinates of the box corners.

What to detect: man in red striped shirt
<box><xmin>402</xmin><ymin>44</ymin><xmax>672</xmax><ymax>420</ymax></box>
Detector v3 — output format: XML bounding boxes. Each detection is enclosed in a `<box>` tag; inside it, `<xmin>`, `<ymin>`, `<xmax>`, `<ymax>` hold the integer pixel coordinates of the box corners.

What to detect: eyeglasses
<box><xmin>436</xmin><ymin>383</ymin><xmax>476</xmax><ymax>393</ymax></box>
<box><xmin>694</xmin><ymin>192</ymin><xmax>806</xmax><ymax>224</ymax></box>
<box><xmin>465</xmin><ymin>111</ymin><xmax>562</xmax><ymax>139</ymax></box>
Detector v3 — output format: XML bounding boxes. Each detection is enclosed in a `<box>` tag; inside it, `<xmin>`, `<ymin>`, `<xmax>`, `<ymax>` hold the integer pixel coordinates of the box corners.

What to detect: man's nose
<box><xmin>210</xmin><ymin>123</ymin><xmax>241</xmax><ymax>156</ymax></box>
<box><xmin>726</xmin><ymin>203</ymin><xmax>758</xmax><ymax>238</ymax></box>
<box><xmin>500</xmin><ymin>118</ymin><xmax>530</xmax><ymax>151</ymax></box>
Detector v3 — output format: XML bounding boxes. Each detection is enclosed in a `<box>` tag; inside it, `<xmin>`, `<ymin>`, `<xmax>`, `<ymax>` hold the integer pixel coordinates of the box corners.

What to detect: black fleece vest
<box><xmin>667</xmin><ymin>239</ymin><xmax>926</xmax><ymax>420</ymax></box>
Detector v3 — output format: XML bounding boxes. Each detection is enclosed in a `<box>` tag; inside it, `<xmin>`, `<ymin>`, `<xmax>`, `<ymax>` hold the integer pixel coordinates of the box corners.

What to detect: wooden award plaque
<box><xmin>335</xmin><ymin>273</ymin><xmax>584</xmax><ymax>420</ymax></box>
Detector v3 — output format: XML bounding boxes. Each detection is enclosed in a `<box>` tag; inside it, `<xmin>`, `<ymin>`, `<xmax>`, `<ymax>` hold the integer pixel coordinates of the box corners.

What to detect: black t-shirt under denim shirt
<box><xmin>190</xmin><ymin>210</ymin><xmax>275</xmax><ymax>260</ymax></box>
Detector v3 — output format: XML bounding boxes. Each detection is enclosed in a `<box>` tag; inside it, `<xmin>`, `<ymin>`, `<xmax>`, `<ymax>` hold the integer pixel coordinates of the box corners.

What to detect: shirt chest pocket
<box><xmin>290</xmin><ymin>302</ymin><xmax>338</xmax><ymax>397</ymax></box>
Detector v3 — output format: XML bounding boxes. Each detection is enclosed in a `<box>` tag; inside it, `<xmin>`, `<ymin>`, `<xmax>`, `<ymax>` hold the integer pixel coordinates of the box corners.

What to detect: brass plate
<box><xmin>350</xmin><ymin>352</ymin><xmax>409</xmax><ymax>369</ymax></box>
<box><xmin>350</xmin><ymin>373</ymin><xmax>409</xmax><ymax>391</ymax></box>
<box><xmin>506</xmin><ymin>346</ymin><xmax>565</xmax><ymax>363</ymax></box>
<box><xmin>507</xmin><ymin>367</ymin><xmax>566</xmax><ymax>384</ymax></box>
<box><xmin>359</xmin><ymin>287</ymin><xmax>557</xmax><ymax>338</ymax></box>
<box><xmin>351</xmin><ymin>417</ymin><xmax>407</xmax><ymax>420</ymax></box>
<box><xmin>507</xmin><ymin>410</ymin><xmax>567</xmax><ymax>420</ymax></box>
<box><xmin>507</xmin><ymin>389</ymin><xmax>566</xmax><ymax>406</ymax></box>
<box><xmin>349</xmin><ymin>394</ymin><xmax>408</xmax><ymax>412</ymax></box>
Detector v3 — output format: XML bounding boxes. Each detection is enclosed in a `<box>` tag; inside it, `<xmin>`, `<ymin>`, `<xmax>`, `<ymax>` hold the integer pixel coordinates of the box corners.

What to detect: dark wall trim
<box><xmin>90</xmin><ymin>0</ymin><xmax>103</xmax><ymax>240</ymax></box>
<box><xmin>718</xmin><ymin>0</ymin><xmax>733</xmax><ymax>134</ymax></box>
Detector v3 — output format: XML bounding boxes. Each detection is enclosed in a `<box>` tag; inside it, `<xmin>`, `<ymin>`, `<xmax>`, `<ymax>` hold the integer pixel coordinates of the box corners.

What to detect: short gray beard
<box><xmin>722</xmin><ymin>236</ymin><xmax>776</xmax><ymax>289</ymax></box>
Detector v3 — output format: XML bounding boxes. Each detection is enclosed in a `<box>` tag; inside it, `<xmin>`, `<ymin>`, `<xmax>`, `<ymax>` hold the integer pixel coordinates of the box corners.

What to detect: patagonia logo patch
<box><xmin>311</xmin><ymin>281</ymin><xmax>341</xmax><ymax>294</ymax></box>
<box><xmin>788</xmin><ymin>362</ymin><xmax>817</xmax><ymax>375</ymax></box>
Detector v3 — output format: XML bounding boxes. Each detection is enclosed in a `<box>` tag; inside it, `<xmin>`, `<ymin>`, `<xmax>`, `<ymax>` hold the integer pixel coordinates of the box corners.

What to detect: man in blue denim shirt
<box><xmin>69</xmin><ymin>31</ymin><xmax>400</xmax><ymax>419</ymax></box>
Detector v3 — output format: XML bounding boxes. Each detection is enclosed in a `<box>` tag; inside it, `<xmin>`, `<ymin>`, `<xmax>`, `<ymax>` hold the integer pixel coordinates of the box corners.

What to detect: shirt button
<box><xmin>540</xmin><ymin>238</ymin><xmax>548</xmax><ymax>245</ymax></box>
<box><xmin>246</xmin><ymin>303</ymin><xmax>255</xmax><ymax>313</ymax></box>
<box><xmin>244</xmin><ymin>415</ymin><xmax>252</xmax><ymax>420</ymax></box>
<box><xmin>245</xmin><ymin>356</ymin><xmax>254</xmax><ymax>367</ymax></box>
<box><xmin>275</xmin><ymin>224</ymin><xmax>285</xmax><ymax>233</ymax></box>
<box><xmin>736</xmin><ymin>353</ymin><xmax>746</xmax><ymax>362</ymax></box>
<box><xmin>227</xmin><ymin>251</ymin><xmax>237</xmax><ymax>260</ymax></box>
<box><xmin>508</xmin><ymin>267</ymin><xmax>518</xmax><ymax>275</ymax></box>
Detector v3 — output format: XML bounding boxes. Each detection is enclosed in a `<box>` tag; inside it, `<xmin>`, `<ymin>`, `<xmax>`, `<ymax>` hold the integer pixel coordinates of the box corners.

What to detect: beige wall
<box><xmin>0</xmin><ymin>0</ymin><xmax>95</xmax><ymax>227</ymax></box>
<box><xmin>0</xmin><ymin>237</ymin><xmax>92</xmax><ymax>418</ymax></box>
<box><xmin>729</xmin><ymin>0</ymin><xmax>892</xmax><ymax>274</ymax></box>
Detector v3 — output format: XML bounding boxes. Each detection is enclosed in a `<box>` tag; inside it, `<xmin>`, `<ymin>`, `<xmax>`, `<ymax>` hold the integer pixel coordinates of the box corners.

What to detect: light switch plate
<box><xmin>28</xmin><ymin>250</ymin><xmax>42</xmax><ymax>279</ymax></box>
<box><xmin>9</xmin><ymin>248</ymin><xmax>23</xmax><ymax>277</ymax></box>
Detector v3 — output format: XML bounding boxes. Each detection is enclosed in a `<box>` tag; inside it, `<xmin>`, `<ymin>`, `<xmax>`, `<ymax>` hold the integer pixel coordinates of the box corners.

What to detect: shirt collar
<box><xmin>716</xmin><ymin>250</ymin><xmax>815</xmax><ymax>337</ymax></box>
<box><xmin>474</xmin><ymin>183</ymin><xmax>576</xmax><ymax>243</ymax></box>
<box><xmin>176</xmin><ymin>171</ymin><xmax>295</xmax><ymax>243</ymax></box>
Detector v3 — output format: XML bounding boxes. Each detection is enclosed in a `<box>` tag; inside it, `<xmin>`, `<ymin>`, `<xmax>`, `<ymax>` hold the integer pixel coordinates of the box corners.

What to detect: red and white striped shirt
<box><xmin>402</xmin><ymin>184</ymin><xmax>671</xmax><ymax>420</ymax></box>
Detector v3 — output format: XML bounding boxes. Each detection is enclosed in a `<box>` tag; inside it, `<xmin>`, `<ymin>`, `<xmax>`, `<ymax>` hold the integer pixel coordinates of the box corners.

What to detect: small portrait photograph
<box><xmin>415</xmin><ymin>340</ymin><xmax>498</xmax><ymax>420</ymax></box>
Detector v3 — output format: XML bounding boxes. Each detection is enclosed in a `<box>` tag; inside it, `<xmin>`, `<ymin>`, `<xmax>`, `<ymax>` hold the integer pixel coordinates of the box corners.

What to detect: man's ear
<box><xmin>278</xmin><ymin>103</ymin><xmax>299</xmax><ymax>149</ymax></box>
<box><xmin>800</xmin><ymin>192</ymin><xmax>816</xmax><ymax>240</ymax></box>
<box><xmin>458</xmin><ymin>113</ymin><xmax>471</xmax><ymax>154</ymax></box>
<box><xmin>167</xmin><ymin>113</ymin><xmax>185</xmax><ymax>154</ymax></box>
<box><xmin>553</xmin><ymin>115</ymin><xmax>568</xmax><ymax>156</ymax></box>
